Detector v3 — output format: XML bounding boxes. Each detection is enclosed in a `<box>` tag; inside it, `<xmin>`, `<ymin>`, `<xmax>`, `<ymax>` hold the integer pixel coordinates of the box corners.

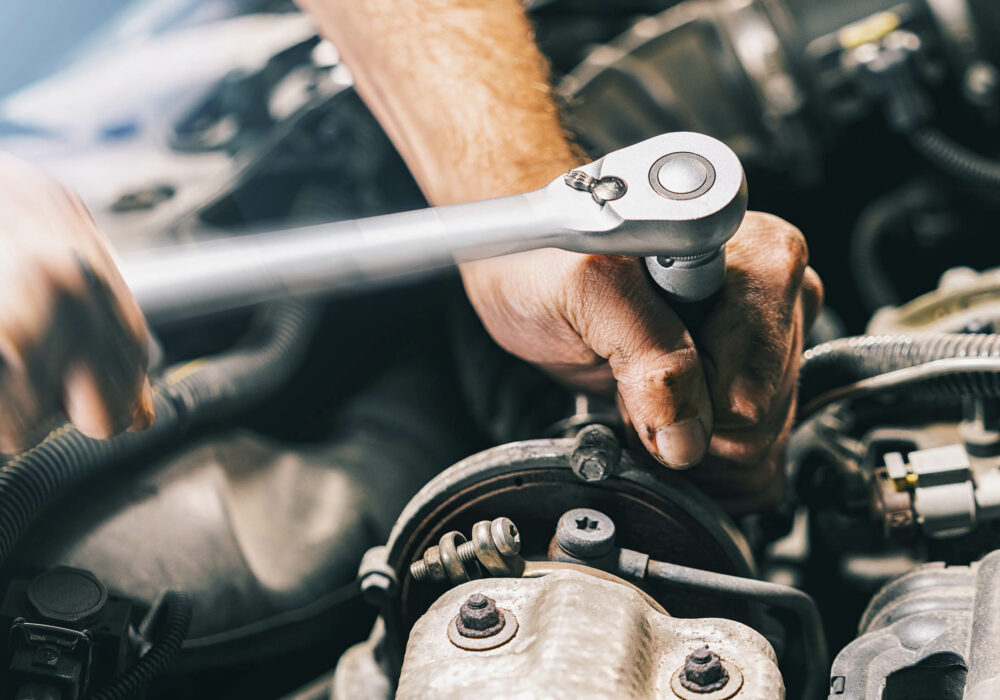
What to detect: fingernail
<box><xmin>655</xmin><ymin>419</ymin><xmax>708</xmax><ymax>468</ymax></box>
<box><xmin>129</xmin><ymin>376</ymin><xmax>155</xmax><ymax>432</ymax></box>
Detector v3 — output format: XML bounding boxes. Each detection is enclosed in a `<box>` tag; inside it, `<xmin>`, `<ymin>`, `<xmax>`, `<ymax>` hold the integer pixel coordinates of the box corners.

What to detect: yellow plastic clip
<box><xmin>839</xmin><ymin>11</ymin><xmax>901</xmax><ymax>50</ymax></box>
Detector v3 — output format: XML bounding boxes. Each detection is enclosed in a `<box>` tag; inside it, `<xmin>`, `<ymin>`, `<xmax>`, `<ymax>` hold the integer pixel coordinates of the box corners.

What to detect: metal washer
<box><xmin>447</xmin><ymin>608</ymin><xmax>518</xmax><ymax>651</ymax></box>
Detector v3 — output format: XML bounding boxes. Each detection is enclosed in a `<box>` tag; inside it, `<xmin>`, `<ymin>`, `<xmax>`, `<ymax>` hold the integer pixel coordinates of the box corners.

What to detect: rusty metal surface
<box><xmin>396</xmin><ymin>570</ymin><xmax>782</xmax><ymax>699</ymax></box>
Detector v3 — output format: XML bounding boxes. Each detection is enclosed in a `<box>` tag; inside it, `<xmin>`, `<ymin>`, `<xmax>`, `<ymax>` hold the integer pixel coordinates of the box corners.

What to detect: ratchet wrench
<box><xmin>121</xmin><ymin>131</ymin><xmax>747</xmax><ymax>324</ymax></box>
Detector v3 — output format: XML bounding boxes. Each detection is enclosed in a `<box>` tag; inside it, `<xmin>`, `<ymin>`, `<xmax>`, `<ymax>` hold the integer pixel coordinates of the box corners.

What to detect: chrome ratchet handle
<box><xmin>121</xmin><ymin>132</ymin><xmax>746</xmax><ymax>325</ymax></box>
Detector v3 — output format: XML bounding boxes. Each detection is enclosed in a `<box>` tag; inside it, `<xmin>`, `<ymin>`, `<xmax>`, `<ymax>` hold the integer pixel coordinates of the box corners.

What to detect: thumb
<box><xmin>571</xmin><ymin>256</ymin><xmax>714</xmax><ymax>468</ymax></box>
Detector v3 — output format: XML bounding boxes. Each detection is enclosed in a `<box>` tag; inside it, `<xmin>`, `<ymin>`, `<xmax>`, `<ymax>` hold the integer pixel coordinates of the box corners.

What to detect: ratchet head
<box><xmin>554</xmin><ymin>132</ymin><xmax>747</xmax><ymax>302</ymax></box>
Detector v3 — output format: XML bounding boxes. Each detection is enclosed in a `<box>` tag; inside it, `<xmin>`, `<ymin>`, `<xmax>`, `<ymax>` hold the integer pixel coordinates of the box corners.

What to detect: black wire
<box><xmin>909</xmin><ymin>127</ymin><xmax>1000</xmax><ymax>189</ymax></box>
<box><xmin>87</xmin><ymin>592</ymin><xmax>193</xmax><ymax>700</ymax></box>
<box><xmin>848</xmin><ymin>183</ymin><xmax>936</xmax><ymax>312</ymax></box>
<box><xmin>0</xmin><ymin>302</ymin><xmax>317</xmax><ymax>570</ymax></box>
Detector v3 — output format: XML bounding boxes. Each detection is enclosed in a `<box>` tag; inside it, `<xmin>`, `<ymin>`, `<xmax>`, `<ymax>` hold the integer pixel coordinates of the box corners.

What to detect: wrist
<box><xmin>424</xmin><ymin>147</ymin><xmax>583</xmax><ymax>205</ymax></box>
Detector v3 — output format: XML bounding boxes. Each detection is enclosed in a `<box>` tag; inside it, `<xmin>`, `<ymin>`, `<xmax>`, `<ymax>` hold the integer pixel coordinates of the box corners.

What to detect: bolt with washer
<box><xmin>456</xmin><ymin>593</ymin><xmax>505</xmax><ymax>638</ymax></box>
<box><xmin>410</xmin><ymin>517</ymin><xmax>523</xmax><ymax>582</ymax></box>
<box><xmin>447</xmin><ymin>593</ymin><xmax>520</xmax><ymax>651</ymax></box>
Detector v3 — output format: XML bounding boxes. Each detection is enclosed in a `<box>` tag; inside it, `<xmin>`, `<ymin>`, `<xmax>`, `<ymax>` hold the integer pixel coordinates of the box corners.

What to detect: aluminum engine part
<box><xmin>396</xmin><ymin>569</ymin><xmax>782</xmax><ymax>700</ymax></box>
<box><xmin>867</xmin><ymin>266</ymin><xmax>1000</xmax><ymax>334</ymax></box>
<box><xmin>376</xmin><ymin>437</ymin><xmax>757</xmax><ymax>672</ymax></box>
<box><xmin>830</xmin><ymin>549</ymin><xmax>1000</xmax><ymax>700</ymax></box>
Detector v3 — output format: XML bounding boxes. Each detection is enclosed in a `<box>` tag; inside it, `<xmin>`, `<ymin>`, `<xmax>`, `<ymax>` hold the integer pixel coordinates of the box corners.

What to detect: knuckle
<box><xmin>713</xmin><ymin>397</ymin><xmax>795</xmax><ymax>466</ymax></box>
<box><xmin>801</xmin><ymin>266</ymin><xmax>824</xmax><ymax>310</ymax></box>
<box><xmin>718</xmin><ymin>378</ymin><xmax>793</xmax><ymax>433</ymax></box>
<box><xmin>618</xmin><ymin>347</ymin><xmax>704</xmax><ymax>425</ymax></box>
<box><xmin>723</xmin><ymin>388</ymin><xmax>774</xmax><ymax>429</ymax></box>
<box><xmin>621</xmin><ymin>345</ymin><xmax>699</xmax><ymax>387</ymax></box>
<box><xmin>573</xmin><ymin>254</ymin><xmax>645</xmax><ymax>302</ymax></box>
<box><xmin>771</xmin><ymin>226</ymin><xmax>809</xmax><ymax>275</ymax></box>
<box><xmin>746</xmin><ymin>212</ymin><xmax>809</xmax><ymax>273</ymax></box>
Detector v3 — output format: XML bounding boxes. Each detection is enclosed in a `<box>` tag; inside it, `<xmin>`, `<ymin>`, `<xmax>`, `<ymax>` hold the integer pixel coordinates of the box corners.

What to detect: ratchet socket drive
<box><xmin>122</xmin><ymin>132</ymin><xmax>747</xmax><ymax>324</ymax></box>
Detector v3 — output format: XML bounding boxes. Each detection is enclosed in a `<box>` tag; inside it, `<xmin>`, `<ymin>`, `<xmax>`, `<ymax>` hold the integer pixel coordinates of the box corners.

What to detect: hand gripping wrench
<box><xmin>121</xmin><ymin>132</ymin><xmax>747</xmax><ymax>324</ymax></box>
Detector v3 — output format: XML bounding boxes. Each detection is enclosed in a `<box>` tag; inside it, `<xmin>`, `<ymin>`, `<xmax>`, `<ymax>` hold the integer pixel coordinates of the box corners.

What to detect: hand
<box><xmin>461</xmin><ymin>211</ymin><xmax>823</xmax><ymax>511</ymax></box>
<box><xmin>0</xmin><ymin>154</ymin><xmax>153</xmax><ymax>453</ymax></box>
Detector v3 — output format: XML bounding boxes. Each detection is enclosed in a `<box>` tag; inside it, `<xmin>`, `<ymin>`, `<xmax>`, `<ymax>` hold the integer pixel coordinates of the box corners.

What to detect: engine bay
<box><xmin>3</xmin><ymin>1</ymin><xmax>1000</xmax><ymax>698</ymax></box>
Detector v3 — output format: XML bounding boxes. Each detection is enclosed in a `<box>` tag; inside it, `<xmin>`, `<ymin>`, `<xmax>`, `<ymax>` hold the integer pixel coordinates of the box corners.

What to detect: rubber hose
<box><xmin>849</xmin><ymin>183</ymin><xmax>936</xmax><ymax>311</ymax></box>
<box><xmin>87</xmin><ymin>592</ymin><xmax>193</xmax><ymax>700</ymax></box>
<box><xmin>909</xmin><ymin>127</ymin><xmax>1000</xmax><ymax>189</ymax></box>
<box><xmin>0</xmin><ymin>302</ymin><xmax>317</xmax><ymax>569</ymax></box>
<box><xmin>799</xmin><ymin>333</ymin><xmax>1000</xmax><ymax>409</ymax></box>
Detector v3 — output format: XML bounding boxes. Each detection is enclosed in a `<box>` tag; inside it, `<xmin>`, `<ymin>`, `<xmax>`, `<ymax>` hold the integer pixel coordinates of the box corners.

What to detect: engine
<box><xmin>3</xmin><ymin>0</ymin><xmax>1000</xmax><ymax>699</ymax></box>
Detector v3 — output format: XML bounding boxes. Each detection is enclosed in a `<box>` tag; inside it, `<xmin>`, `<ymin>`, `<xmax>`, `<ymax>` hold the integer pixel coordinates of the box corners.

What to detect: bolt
<box><xmin>491</xmin><ymin>517</ymin><xmax>521</xmax><ymax>557</ymax></box>
<box><xmin>35</xmin><ymin>646</ymin><xmax>59</xmax><ymax>666</ymax></box>
<box><xmin>555</xmin><ymin>507</ymin><xmax>616</xmax><ymax>558</ymax></box>
<box><xmin>579</xmin><ymin>458</ymin><xmax>605</xmax><ymax>480</ymax></box>
<box><xmin>410</xmin><ymin>559</ymin><xmax>430</xmax><ymax>580</ymax></box>
<box><xmin>456</xmin><ymin>594</ymin><xmax>505</xmax><ymax>638</ymax></box>
<box><xmin>570</xmin><ymin>424</ymin><xmax>621</xmax><ymax>483</ymax></box>
<box><xmin>456</xmin><ymin>517</ymin><xmax>521</xmax><ymax>563</ymax></box>
<box><xmin>680</xmin><ymin>646</ymin><xmax>729</xmax><ymax>693</ymax></box>
<box><xmin>411</xmin><ymin>518</ymin><xmax>521</xmax><ymax>582</ymax></box>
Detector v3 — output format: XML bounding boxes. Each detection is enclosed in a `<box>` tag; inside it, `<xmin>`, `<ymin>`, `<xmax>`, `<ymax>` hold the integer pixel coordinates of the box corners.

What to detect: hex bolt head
<box><xmin>456</xmin><ymin>594</ymin><xmax>505</xmax><ymax>638</ymax></box>
<box><xmin>466</xmin><ymin>593</ymin><xmax>489</xmax><ymax>609</ymax></box>
<box><xmin>555</xmin><ymin>508</ymin><xmax>616</xmax><ymax>558</ymax></box>
<box><xmin>570</xmin><ymin>425</ymin><xmax>621</xmax><ymax>482</ymax></box>
<box><xmin>681</xmin><ymin>646</ymin><xmax>729</xmax><ymax>692</ymax></box>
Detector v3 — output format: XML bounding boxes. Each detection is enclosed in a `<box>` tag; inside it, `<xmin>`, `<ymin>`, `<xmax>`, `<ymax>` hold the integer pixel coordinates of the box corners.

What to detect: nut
<box><xmin>447</xmin><ymin>600</ymin><xmax>519</xmax><ymax>651</ymax></box>
<box><xmin>681</xmin><ymin>646</ymin><xmax>730</xmax><ymax>692</ymax></box>
<box><xmin>456</xmin><ymin>593</ymin><xmax>505</xmax><ymax>638</ymax></box>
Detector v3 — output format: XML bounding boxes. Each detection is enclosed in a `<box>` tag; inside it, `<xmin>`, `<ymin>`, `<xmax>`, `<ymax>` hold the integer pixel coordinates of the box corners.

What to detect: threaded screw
<box><xmin>456</xmin><ymin>540</ymin><xmax>478</xmax><ymax>565</ymax></box>
<box><xmin>409</xmin><ymin>517</ymin><xmax>521</xmax><ymax>582</ymax></box>
<box><xmin>410</xmin><ymin>559</ymin><xmax>429</xmax><ymax>580</ymax></box>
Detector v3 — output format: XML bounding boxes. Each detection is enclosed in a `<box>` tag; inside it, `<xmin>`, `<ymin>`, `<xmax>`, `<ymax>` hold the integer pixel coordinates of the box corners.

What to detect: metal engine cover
<box><xmin>397</xmin><ymin>569</ymin><xmax>782</xmax><ymax>699</ymax></box>
<box><xmin>830</xmin><ymin>550</ymin><xmax>1000</xmax><ymax>700</ymax></box>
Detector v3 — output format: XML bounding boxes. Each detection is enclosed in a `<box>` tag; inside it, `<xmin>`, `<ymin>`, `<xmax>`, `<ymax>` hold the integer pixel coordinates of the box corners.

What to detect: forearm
<box><xmin>299</xmin><ymin>0</ymin><xmax>580</xmax><ymax>204</ymax></box>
